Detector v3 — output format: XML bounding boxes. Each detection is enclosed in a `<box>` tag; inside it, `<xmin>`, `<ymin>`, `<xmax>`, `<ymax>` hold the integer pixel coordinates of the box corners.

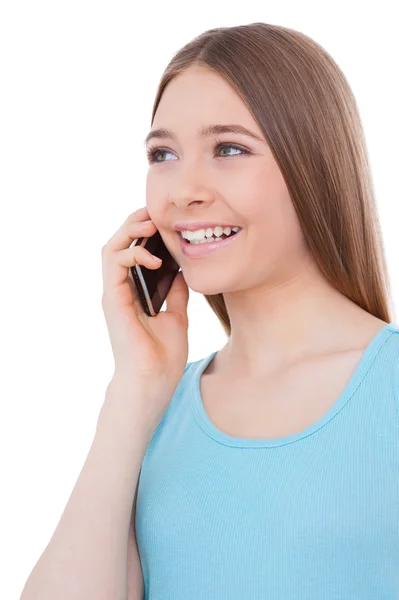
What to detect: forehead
<box><xmin>146</xmin><ymin>67</ymin><xmax>267</xmax><ymax>146</ymax></box>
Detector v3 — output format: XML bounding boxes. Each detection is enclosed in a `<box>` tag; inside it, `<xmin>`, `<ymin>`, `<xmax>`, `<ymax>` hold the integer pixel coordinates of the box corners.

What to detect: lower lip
<box><xmin>178</xmin><ymin>229</ymin><xmax>242</xmax><ymax>258</ymax></box>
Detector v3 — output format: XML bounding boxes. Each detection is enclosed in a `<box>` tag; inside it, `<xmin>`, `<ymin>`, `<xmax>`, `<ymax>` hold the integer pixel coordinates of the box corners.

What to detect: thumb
<box><xmin>165</xmin><ymin>270</ymin><xmax>189</xmax><ymax>319</ymax></box>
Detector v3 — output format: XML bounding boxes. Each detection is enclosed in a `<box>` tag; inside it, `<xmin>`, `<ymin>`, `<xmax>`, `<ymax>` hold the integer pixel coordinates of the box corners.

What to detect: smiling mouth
<box><xmin>178</xmin><ymin>227</ymin><xmax>243</xmax><ymax>258</ymax></box>
<box><xmin>179</xmin><ymin>229</ymin><xmax>241</xmax><ymax>244</ymax></box>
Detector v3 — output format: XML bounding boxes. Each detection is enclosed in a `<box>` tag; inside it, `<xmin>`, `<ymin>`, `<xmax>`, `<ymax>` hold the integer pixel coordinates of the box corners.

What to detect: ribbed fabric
<box><xmin>135</xmin><ymin>322</ymin><xmax>399</xmax><ymax>599</ymax></box>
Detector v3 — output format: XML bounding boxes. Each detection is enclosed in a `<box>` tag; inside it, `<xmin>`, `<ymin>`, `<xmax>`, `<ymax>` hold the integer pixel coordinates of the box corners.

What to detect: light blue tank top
<box><xmin>135</xmin><ymin>322</ymin><xmax>399</xmax><ymax>599</ymax></box>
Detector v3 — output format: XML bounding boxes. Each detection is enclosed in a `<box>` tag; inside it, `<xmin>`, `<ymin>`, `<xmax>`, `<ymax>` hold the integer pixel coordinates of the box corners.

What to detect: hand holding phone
<box><xmin>130</xmin><ymin>226</ymin><xmax>181</xmax><ymax>317</ymax></box>
<box><xmin>101</xmin><ymin>206</ymin><xmax>190</xmax><ymax>431</ymax></box>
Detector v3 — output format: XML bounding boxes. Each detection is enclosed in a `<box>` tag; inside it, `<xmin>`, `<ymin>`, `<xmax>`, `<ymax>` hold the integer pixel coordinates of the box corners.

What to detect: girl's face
<box><xmin>145</xmin><ymin>65</ymin><xmax>311</xmax><ymax>296</ymax></box>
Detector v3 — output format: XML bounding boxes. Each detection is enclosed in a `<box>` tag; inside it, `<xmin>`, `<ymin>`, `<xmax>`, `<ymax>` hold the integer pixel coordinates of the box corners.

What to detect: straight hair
<box><xmin>149</xmin><ymin>23</ymin><xmax>393</xmax><ymax>337</ymax></box>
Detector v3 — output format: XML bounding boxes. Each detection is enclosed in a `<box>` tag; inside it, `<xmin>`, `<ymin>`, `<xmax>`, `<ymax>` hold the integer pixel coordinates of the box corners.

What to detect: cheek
<box><xmin>145</xmin><ymin>177</ymin><xmax>157</xmax><ymax>211</ymax></box>
<box><xmin>238</xmin><ymin>164</ymin><xmax>287</xmax><ymax>221</ymax></box>
<box><xmin>145</xmin><ymin>171</ymin><xmax>164</xmax><ymax>209</ymax></box>
<box><xmin>244</xmin><ymin>169</ymin><xmax>306</xmax><ymax>254</ymax></box>
<box><xmin>145</xmin><ymin>183</ymin><xmax>165</xmax><ymax>225</ymax></box>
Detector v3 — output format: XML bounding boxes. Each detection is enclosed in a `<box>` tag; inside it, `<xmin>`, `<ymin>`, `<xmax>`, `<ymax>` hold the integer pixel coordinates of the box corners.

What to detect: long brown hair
<box><xmin>149</xmin><ymin>22</ymin><xmax>393</xmax><ymax>337</ymax></box>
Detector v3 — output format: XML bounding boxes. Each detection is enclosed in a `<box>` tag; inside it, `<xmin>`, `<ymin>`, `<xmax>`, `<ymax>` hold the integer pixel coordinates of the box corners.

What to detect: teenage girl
<box><xmin>21</xmin><ymin>23</ymin><xmax>399</xmax><ymax>600</ymax></box>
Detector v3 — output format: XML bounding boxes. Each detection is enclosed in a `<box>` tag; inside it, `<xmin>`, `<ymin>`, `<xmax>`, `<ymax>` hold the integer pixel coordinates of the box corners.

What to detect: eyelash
<box><xmin>146</xmin><ymin>139</ymin><xmax>251</xmax><ymax>164</ymax></box>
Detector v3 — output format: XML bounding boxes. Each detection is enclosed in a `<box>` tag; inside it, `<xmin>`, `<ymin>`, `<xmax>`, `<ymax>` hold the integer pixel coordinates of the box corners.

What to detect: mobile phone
<box><xmin>130</xmin><ymin>229</ymin><xmax>181</xmax><ymax>317</ymax></box>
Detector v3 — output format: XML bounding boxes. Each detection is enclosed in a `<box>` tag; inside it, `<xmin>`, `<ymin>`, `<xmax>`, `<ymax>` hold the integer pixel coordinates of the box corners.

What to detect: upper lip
<box><xmin>174</xmin><ymin>221</ymin><xmax>242</xmax><ymax>232</ymax></box>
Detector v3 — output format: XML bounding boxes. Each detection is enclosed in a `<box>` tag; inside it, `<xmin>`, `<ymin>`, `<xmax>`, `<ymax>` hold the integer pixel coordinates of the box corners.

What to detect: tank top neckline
<box><xmin>189</xmin><ymin>322</ymin><xmax>399</xmax><ymax>448</ymax></box>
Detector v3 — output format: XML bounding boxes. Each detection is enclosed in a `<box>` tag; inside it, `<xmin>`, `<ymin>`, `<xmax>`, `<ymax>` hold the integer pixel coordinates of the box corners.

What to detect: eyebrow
<box><xmin>144</xmin><ymin>124</ymin><xmax>267</xmax><ymax>147</ymax></box>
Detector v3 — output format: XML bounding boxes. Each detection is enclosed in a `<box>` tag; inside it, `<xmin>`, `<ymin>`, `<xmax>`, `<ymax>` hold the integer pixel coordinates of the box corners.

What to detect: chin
<box><xmin>192</xmin><ymin>285</ymin><xmax>225</xmax><ymax>295</ymax></box>
<box><xmin>182</xmin><ymin>272</ymin><xmax>231</xmax><ymax>296</ymax></box>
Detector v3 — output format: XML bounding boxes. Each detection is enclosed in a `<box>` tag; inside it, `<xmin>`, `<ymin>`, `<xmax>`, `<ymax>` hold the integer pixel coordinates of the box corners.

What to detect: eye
<box><xmin>146</xmin><ymin>146</ymin><xmax>176</xmax><ymax>163</ymax></box>
<box><xmin>215</xmin><ymin>143</ymin><xmax>251</xmax><ymax>158</ymax></box>
<box><xmin>146</xmin><ymin>141</ymin><xmax>251</xmax><ymax>164</ymax></box>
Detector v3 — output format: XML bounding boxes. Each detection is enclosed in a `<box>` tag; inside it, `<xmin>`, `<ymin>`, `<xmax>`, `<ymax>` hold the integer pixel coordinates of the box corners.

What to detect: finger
<box><xmin>102</xmin><ymin>244</ymin><xmax>162</xmax><ymax>291</ymax></box>
<box><xmin>164</xmin><ymin>271</ymin><xmax>189</xmax><ymax>322</ymax></box>
<box><xmin>123</xmin><ymin>206</ymin><xmax>150</xmax><ymax>225</ymax></box>
<box><xmin>104</xmin><ymin>205</ymin><xmax>150</xmax><ymax>245</ymax></box>
<box><xmin>104</xmin><ymin>218</ymin><xmax>157</xmax><ymax>253</ymax></box>
<box><xmin>108</xmin><ymin>206</ymin><xmax>151</xmax><ymax>239</ymax></box>
<box><xmin>125</xmin><ymin>205</ymin><xmax>151</xmax><ymax>223</ymax></box>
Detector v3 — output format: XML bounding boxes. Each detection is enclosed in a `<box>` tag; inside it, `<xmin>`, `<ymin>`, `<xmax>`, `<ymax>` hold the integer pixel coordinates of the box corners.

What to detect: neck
<box><xmin>219</xmin><ymin>254</ymin><xmax>384</xmax><ymax>377</ymax></box>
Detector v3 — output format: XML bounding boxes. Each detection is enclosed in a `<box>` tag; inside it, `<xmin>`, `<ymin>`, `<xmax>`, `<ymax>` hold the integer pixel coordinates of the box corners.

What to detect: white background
<box><xmin>1</xmin><ymin>2</ymin><xmax>398</xmax><ymax>598</ymax></box>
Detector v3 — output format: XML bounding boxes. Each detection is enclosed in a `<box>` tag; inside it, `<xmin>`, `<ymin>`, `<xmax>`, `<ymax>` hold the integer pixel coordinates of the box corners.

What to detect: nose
<box><xmin>169</xmin><ymin>193</ymin><xmax>214</xmax><ymax>210</ymax></box>
<box><xmin>167</xmin><ymin>160</ymin><xmax>215</xmax><ymax>210</ymax></box>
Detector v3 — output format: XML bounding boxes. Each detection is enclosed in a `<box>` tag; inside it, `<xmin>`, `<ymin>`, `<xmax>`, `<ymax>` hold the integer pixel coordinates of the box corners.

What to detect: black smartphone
<box><xmin>130</xmin><ymin>229</ymin><xmax>181</xmax><ymax>317</ymax></box>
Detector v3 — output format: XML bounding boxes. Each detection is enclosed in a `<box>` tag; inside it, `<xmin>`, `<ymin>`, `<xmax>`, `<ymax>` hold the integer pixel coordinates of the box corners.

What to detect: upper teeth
<box><xmin>180</xmin><ymin>226</ymin><xmax>240</xmax><ymax>240</ymax></box>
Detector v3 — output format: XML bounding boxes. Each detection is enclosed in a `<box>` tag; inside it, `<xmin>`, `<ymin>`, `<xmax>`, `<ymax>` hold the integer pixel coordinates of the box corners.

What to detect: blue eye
<box><xmin>146</xmin><ymin>141</ymin><xmax>251</xmax><ymax>164</ymax></box>
<box><xmin>216</xmin><ymin>144</ymin><xmax>249</xmax><ymax>158</ymax></box>
<box><xmin>146</xmin><ymin>147</ymin><xmax>175</xmax><ymax>163</ymax></box>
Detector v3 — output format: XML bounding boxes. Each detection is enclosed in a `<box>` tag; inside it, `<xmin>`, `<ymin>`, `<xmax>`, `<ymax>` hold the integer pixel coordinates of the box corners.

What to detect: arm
<box><xmin>20</xmin><ymin>379</ymin><xmax>155</xmax><ymax>600</ymax></box>
<box><xmin>127</xmin><ymin>478</ymin><xmax>144</xmax><ymax>600</ymax></box>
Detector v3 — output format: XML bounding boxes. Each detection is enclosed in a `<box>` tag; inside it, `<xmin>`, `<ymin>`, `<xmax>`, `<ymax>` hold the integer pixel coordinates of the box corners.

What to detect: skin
<box><xmin>145</xmin><ymin>65</ymin><xmax>387</xmax><ymax>381</ymax></box>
